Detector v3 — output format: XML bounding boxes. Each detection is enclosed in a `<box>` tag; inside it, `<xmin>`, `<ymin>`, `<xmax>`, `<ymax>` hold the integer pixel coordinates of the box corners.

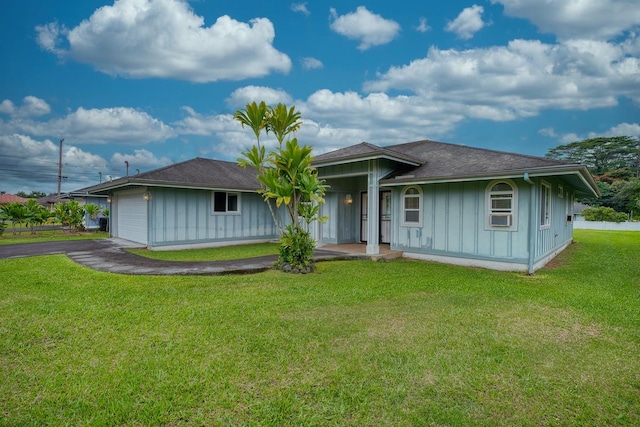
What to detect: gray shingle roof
<box><xmin>383</xmin><ymin>139</ymin><xmax>574</xmax><ymax>180</ymax></box>
<box><xmin>85</xmin><ymin>158</ymin><xmax>260</xmax><ymax>193</ymax></box>
<box><xmin>313</xmin><ymin>142</ymin><xmax>422</xmax><ymax>165</ymax></box>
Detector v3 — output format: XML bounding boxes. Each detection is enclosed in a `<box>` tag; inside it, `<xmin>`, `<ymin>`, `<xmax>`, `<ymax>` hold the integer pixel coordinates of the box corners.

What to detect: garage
<box><xmin>115</xmin><ymin>189</ymin><xmax>148</xmax><ymax>245</ymax></box>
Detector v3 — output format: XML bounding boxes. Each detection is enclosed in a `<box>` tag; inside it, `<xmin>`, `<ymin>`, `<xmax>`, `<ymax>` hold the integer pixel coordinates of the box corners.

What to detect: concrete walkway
<box><xmin>0</xmin><ymin>238</ymin><xmax>362</xmax><ymax>275</ymax></box>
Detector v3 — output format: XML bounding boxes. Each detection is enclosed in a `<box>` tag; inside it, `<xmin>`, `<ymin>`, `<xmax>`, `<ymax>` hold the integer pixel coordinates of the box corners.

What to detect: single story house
<box><xmin>312</xmin><ymin>140</ymin><xmax>599</xmax><ymax>273</ymax></box>
<box><xmin>85</xmin><ymin>139</ymin><xmax>599</xmax><ymax>273</ymax></box>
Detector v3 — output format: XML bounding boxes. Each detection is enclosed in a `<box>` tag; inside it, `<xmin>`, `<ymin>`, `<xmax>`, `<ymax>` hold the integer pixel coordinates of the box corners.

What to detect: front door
<box><xmin>380</xmin><ymin>191</ymin><xmax>391</xmax><ymax>244</ymax></box>
<box><xmin>360</xmin><ymin>192</ymin><xmax>368</xmax><ymax>242</ymax></box>
<box><xmin>360</xmin><ymin>191</ymin><xmax>392</xmax><ymax>244</ymax></box>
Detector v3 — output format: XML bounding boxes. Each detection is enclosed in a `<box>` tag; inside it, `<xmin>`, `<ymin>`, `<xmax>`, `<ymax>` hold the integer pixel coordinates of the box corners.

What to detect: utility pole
<box><xmin>57</xmin><ymin>138</ymin><xmax>64</xmax><ymax>200</ymax></box>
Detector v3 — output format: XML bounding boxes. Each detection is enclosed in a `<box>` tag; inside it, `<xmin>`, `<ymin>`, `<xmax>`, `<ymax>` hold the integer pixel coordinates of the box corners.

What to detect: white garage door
<box><xmin>116</xmin><ymin>189</ymin><xmax>148</xmax><ymax>245</ymax></box>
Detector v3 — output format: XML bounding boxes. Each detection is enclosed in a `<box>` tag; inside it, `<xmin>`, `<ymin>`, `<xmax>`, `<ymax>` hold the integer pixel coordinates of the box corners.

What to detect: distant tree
<box><xmin>83</xmin><ymin>203</ymin><xmax>101</xmax><ymax>220</ymax></box>
<box><xmin>53</xmin><ymin>201</ymin><xmax>85</xmax><ymax>232</ymax></box>
<box><xmin>2</xmin><ymin>202</ymin><xmax>28</xmax><ymax>233</ymax></box>
<box><xmin>546</xmin><ymin>136</ymin><xmax>639</xmax><ymax>177</ymax></box>
<box><xmin>547</xmin><ymin>136</ymin><xmax>640</xmax><ymax>212</ymax></box>
<box><xmin>24</xmin><ymin>199</ymin><xmax>50</xmax><ymax>233</ymax></box>
<box><xmin>16</xmin><ymin>190</ymin><xmax>47</xmax><ymax>199</ymax></box>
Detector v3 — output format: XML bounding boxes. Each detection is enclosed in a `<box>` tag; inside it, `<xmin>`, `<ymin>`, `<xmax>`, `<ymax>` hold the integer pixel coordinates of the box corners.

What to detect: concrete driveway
<box><xmin>0</xmin><ymin>238</ymin><xmax>354</xmax><ymax>275</ymax></box>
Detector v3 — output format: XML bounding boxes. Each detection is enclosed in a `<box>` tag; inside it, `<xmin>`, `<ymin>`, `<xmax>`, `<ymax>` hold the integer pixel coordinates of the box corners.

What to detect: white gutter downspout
<box><xmin>524</xmin><ymin>173</ymin><xmax>536</xmax><ymax>274</ymax></box>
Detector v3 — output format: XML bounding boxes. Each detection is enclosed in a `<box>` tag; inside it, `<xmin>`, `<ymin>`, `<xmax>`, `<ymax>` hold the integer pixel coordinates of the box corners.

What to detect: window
<box><xmin>540</xmin><ymin>182</ymin><xmax>551</xmax><ymax>227</ymax></box>
<box><xmin>486</xmin><ymin>180</ymin><xmax>517</xmax><ymax>229</ymax></box>
<box><xmin>402</xmin><ymin>186</ymin><xmax>422</xmax><ymax>226</ymax></box>
<box><xmin>213</xmin><ymin>191</ymin><xmax>240</xmax><ymax>214</ymax></box>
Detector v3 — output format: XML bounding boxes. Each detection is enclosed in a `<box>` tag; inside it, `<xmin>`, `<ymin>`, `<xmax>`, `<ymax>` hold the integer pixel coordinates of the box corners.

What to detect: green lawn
<box><xmin>0</xmin><ymin>230</ymin><xmax>108</xmax><ymax>245</ymax></box>
<box><xmin>0</xmin><ymin>230</ymin><xmax>638</xmax><ymax>426</ymax></box>
<box><xmin>128</xmin><ymin>242</ymin><xmax>279</xmax><ymax>261</ymax></box>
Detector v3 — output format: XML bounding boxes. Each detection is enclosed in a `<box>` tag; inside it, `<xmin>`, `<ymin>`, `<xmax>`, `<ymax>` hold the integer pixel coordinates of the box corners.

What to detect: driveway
<box><xmin>0</xmin><ymin>238</ymin><xmax>355</xmax><ymax>275</ymax></box>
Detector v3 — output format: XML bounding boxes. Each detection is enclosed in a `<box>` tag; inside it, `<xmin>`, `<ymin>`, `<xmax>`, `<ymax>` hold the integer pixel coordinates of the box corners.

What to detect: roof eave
<box><xmin>380</xmin><ymin>165</ymin><xmax>601</xmax><ymax>197</ymax></box>
<box><xmin>87</xmin><ymin>178</ymin><xmax>259</xmax><ymax>194</ymax></box>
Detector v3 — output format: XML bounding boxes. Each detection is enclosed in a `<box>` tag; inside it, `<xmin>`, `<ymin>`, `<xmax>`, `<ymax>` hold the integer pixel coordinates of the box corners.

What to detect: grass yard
<box><xmin>128</xmin><ymin>242</ymin><xmax>279</xmax><ymax>261</ymax></box>
<box><xmin>0</xmin><ymin>230</ymin><xmax>109</xmax><ymax>245</ymax></box>
<box><xmin>0</xmin><ymin>230</ymin><xmax>638</xmax><ymax>426</ymax></box>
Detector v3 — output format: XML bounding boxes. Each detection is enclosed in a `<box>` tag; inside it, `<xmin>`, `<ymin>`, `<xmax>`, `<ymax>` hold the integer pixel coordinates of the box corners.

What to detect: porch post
<box><xmin>366</xmin><ymin>159</ymin><xmax>380</xmax><ymax>254</ymax></box>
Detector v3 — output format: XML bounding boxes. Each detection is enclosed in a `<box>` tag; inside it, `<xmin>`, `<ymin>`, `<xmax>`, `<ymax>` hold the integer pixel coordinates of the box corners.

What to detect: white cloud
<box><xmin>110</xmin><ymin>149</ymin><xmax>172</xmax><ymax>169</ymax></box>
<box><xmin>0</xmin><ymin>105</ymin><xmax>176</xmax><ymax>144</ymax></box>
<box><xmin>445</xmin><ymin>5</ymin><xmax>486</xmax><ymax>40</ymax></box>
<box><xmin>493</xmin><ymin>0</ymin><xmax>640</xmax><ymax>41</ymax></box>
<box><xmin>595</xmin><ymin>122</ymin><xmax>640</xmax><ymax>138</ymax></box>
<box><xmin>174</xmin><ymin>107</ymin><xmax>238</xmax><ymax>136</ymax></box>
<box><xmin>0</xmin><ymin>96</ymin><xmax>51</xmax><ymax>117</ymax></box>
<box><xmin>291</xmin><ymin>3</ymin><xmax>310</xmax><ymax>16</ymax></box>
<box><xmin>416</xmin><ymin>17</ymin><xmax>431</xmax><ymax>33</ymax></box>
<box><xmin>363</xmin><ymin>38</ymin><xmax>640</xmax><ymax>120</ymax></box>
<box><xmin>301</xmin><ymin>57</ymin><xmax>323</xmax><ymax>70</ymax></box>
<box><xmin>225</xmin><ymin>86</ymin><xmax>294</xmax><ymax>108</ymax></box>
<box><xmin>329</xmin><ymin>6</ymin><xmax>401</xmax><ymax>50</ymax></box>
<box><xmin>539</xmin><ymin>122</ymin><xmax>640</xmax><ymax>145</ymax></box>
<box><xmin>35</xmin><ymin>0</ymin><xmax>291</xmax><ymax>82</ymax></box>
<box><xmin>0</xmin><ymin>134</ymin><xmax>108</xmax><ymax>194</ymax></box>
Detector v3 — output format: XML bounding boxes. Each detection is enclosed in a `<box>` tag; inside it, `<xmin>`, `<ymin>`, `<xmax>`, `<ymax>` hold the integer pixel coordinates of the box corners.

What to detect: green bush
<box><xmin>276</xmin><ymin>225</ymin><xmax>316</xmax><ymax>273</ymax></box>
<box><xmin>582</xmin><ymin>206</ymin><xmax>628</xmax><ymax>223</ymax></box>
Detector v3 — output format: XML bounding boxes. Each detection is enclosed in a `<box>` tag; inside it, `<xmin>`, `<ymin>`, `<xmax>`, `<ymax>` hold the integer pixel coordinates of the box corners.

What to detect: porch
<box><xmin>319</xmin><ymin>242</ymin><xmax>403</xmax><ymax>262</ymax></box>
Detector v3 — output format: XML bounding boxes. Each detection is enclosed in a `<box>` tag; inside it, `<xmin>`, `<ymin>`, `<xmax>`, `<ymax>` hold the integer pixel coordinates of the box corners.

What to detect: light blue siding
<box><xmin>392</xmin><ymin>180</ymin><xmax>533</xmax><ymax>263</ymax></box>
<box><xmin>148</xmin><ymin>188</ymin><xmax>277</xmax><ymax>247</ymax></box>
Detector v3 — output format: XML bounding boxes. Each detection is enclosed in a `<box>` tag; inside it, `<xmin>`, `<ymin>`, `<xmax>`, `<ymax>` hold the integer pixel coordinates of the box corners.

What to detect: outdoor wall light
<box><xmin>143</xmin><ymin>192</ymin><xmax>151</xmax><ymax>201</ymax></box>
<box><xmin>345</xmin><ymin>193</ymin><xmax>353</xmax><ymax>204</ymax></box>
<box><xmin>107</xmin><ymin>197</ymin><xmax>112</xmax><ymax>203</ymax></box>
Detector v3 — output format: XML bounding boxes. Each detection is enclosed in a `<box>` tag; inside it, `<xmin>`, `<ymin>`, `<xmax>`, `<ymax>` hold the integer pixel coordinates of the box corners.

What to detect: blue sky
<box><xmin>1</xmin><ymin>0</ymin><xmax>639</xmax><ymax>195</ymax></box>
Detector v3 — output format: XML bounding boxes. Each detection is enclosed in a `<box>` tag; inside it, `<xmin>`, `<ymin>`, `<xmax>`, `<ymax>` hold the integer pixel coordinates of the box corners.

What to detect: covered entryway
<box><xmin>115</xmin><ymin>189</ymin><xmax>148</xmax><ymax>245</ymax></box>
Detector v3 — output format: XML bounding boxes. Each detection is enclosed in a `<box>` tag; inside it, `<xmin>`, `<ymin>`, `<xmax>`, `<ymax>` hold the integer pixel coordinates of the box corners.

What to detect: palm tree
<box><xmin>235</xmin><ymin>102</ymin><xmax>327</xmax><ymax>272</ymax></box>
<box><xmin>24</xmin><ymin>199</ymin><xmax>50</xmax><ymax>233</ymax></box>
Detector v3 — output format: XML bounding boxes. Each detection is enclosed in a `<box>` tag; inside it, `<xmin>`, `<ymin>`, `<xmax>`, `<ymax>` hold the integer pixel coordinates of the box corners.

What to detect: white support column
<box><xmin>366</xmin><ymin>159</ymin><xmax>380</xmax><ymax>254</ymax></box>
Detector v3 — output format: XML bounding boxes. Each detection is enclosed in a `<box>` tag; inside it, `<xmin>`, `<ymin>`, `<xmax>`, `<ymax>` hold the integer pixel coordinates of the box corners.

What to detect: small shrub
<box><xmin>276</xmin><ymin>225</ymin><xmax>316</xmax><ymax>273</ymax></box>
<box><xmin>582</xmin><ymin>206</ymin><xmax>628</xmax><ymax>223</ymax></box>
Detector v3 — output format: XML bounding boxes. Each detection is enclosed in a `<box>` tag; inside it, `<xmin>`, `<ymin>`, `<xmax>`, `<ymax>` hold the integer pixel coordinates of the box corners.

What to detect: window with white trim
<box><xmin>212</xmin><ymin>191</ymin><xmax>240</xmax><ymax>214</ymax></box>
<box><xmin>540</xmin><ymin>182</ymin><xmax>551</xmax><ymax>227</ymax></box>
<box><xmin>402</xmin><ymin>186</ymin><xmax>422</xmax><ymax>226</ymax></box>
<box><xmin>486</xmin><ymin>180</ymin><xmax>517</xmax><ymax>229</ymax></box>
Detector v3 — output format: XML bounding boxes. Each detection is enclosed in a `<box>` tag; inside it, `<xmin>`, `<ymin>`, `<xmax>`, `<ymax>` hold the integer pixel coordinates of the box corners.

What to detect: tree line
<box><xmin>546</xmin><ymin>136</ymin><xmax>640</xmax><ymax>219</ymax></box>
<box><xmin>0</xmin><ymin>200</ymin><xmax>105</xmax><ymax>235</ymax></box>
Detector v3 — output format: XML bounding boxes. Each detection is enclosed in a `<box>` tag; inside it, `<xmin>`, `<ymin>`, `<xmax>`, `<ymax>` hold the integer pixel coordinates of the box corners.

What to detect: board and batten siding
<box><xmin>533</xmin><ymin>178</ymin><xmax>575</xmax><ymax>262</ymax></box>
<box><xmin>148</xmin><ymin>188</ymin><xmax>277</xmax><ymax>247</ymax></box>
<box><xmin>391</xmin><ymin>180</ymin><xmax>533</xmax><ymax>263</ymax></box>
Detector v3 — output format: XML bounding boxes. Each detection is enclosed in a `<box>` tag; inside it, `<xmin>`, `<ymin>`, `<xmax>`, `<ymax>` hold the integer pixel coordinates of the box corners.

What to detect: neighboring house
<box><xmin>572</xmin><ymin>202</ymin><xmax>591</xmax><ymax>221</ymax></box>
<box><xmin>84</xmin><ymin>139</ymin><xmax>600</xmax><ymax>273</ymax></box>
<box><xmin>0</xmin><ymin>194</ymin><xmax>29</xmax><ymax>204</ymax></box>
<box><xmin>85</xmin><ymin>158</ymin><xmax>279</xmax><ymax>248</ymax></box>
<box><xmin>312</xmin><ymin>140</ymin><xmax>599</xmax><ymax>273</ymax></box>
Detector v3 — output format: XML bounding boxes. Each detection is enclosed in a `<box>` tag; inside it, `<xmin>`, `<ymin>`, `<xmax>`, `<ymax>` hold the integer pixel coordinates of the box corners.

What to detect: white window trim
<box><xmin>540</xmin><ymin>181</ymin><xmax>551</xmax><ymax>229</ymax></box>
<box><xmin>212</xmin><ymin>191</ymin><xmax>241</xmax><ymax>215</ymax></box>
<box><xmin>401</xmin><ymin>186</ymin><xmax>423</xmax><ymax>227</ymax></box>
<box><xmin>485</xmin><ymin>179</ymin><xmax>518</xmax><ymax>231</ymax></box>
